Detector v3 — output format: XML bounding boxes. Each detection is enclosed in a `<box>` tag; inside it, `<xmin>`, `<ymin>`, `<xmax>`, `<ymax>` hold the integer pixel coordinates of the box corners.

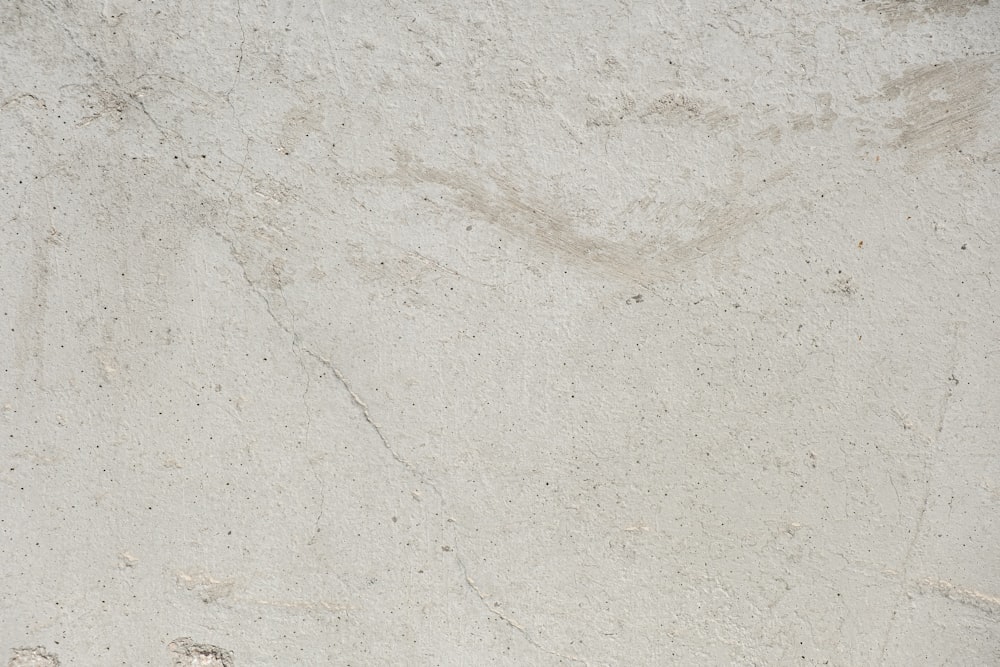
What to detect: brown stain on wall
<box><xmin>883</xmin><ymin>56</ymin><xmax>999</xmax><ymax>158</ymax></box>
<box><xmin>639</xmin><ymin>91</ymin><xmax>735</xmax><ymax>128</ymax></box>
<box><xmin>390</xmin><ymin>152</ymin><xmax>762</xmax><ymax>287</ymax></box>
<box><xmin>586</xmin><ymin>89</ymin><xmax>735</xmax><ymax>131</ymax></box>
<box><xmin>866</xmin><ymin>0</ymin><xmax>989</xmax><ymax>25</ymax></box>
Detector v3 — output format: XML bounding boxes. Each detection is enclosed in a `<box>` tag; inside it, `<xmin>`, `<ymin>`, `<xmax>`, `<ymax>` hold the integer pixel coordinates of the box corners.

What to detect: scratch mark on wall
<box><xmin>879</xmin><ymin>324</ymin><xmax>963</xmax><ymax>659</ymax></box>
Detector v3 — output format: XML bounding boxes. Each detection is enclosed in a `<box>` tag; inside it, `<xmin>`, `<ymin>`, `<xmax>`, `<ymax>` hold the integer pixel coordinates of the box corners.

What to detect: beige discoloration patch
<box><xmin>639</xmin><ymin>90</ymin><xmax>735</xmax><ymax>128</ymax></box>
<box><xmin>883</xmin><ymin>56</ymin><xmax>1000</xmax><ymax>159</ymax></box>
<box><xmin>391</xmin><ymin>152</ymin><xmax>762</xmax><ymax>286</ymax></box>
<box><xmin>788</xmin><ymin>93</ymin><xmax>839</xmax><ymax>133</ymax></box>
<box><xmin>586</xmin><ymin>89</ymin><xmax>734</xmax><ymax>130</ymax></box>
<box><xmin>865</xmin><ymin>0</ymin><xmax>989</xmax><ymax>25</ymax></box>
<box><xmin>175</xmin><ymin>569</ymin><xmax>236</xmax><ymax>603</ymax></box>
<box><xmin>278</xmin><ymin>96</ymin><xmax>325</xmax><ymax>155</ymax></box>
<box><xmin>245</xmin><ymin>597</ymin><xmax>354</xmax><ymax>612</ymax></box>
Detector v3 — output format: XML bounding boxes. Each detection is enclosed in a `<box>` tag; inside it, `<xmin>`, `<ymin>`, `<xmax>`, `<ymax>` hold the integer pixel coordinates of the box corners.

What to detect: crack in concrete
<box><xmin>454</xmin><ymin>545</ymin><xmax>592</xmax><ymax>666</ymax></box>
<box><xmin>298</xmin><ymin>338</ymin><xmax>325</xmax><ymax>547</ymax></box>
<box><xmin>208</xmin><ymin>213</ymin><xmax>590</xmax><ymax>664</ymax></box>
<box><xmin>205</xmin><ymin>121</ymin><xmax>592</xmax><ymax>660</ymax></box>
<box><xmin>300</xmin><ymin>341</ymin><xmax>591</xmax><ymax>663</ymax></box>
<box><xmin>225</xmin><ymin>0</ymin><xmax>246</xmax><ymax>101</ymax></box>
<box><xmin>879</xmin><ymin>325</ymin><xmax>962</xmax><ymax>660</ymax></box>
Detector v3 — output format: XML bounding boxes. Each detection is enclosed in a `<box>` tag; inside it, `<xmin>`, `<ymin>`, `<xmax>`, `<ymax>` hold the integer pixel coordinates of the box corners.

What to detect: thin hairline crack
<box><xmin>212</xmin><ymin>225</ymin><xmax>589</xmax><ymax>665</ymax></box>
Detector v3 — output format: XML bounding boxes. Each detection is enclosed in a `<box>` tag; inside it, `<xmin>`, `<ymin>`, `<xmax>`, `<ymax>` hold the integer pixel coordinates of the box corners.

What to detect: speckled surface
<box><xmin>2</xmin><ymin>1</ymin><xmax>999</xmax><ymax>664</ymax></box>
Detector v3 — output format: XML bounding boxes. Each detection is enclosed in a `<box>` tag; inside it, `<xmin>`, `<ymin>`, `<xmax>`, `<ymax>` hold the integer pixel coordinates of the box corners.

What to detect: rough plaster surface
<box><xmin>1</xmin><ymin>1</ymin><xmax>999</xmax><ymax>665</ymax></box>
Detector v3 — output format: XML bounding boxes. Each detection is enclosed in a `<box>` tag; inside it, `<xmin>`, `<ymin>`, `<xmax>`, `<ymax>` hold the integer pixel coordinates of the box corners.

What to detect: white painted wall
<box><xmin>2</xmin><ymin>1</ymin><xmax>998</xmax><ymax>664</ymax></box>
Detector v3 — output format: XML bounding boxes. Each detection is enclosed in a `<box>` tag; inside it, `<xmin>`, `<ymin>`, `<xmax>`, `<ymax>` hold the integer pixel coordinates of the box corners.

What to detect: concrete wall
<box><xmin>2</xmin><ymin>0</ymin><xmax>998</xmax><ymax>664</ymax></box>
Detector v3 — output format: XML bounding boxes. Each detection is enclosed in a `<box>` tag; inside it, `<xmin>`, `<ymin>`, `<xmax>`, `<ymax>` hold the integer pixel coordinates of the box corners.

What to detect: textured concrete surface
<box><xmin>2</xmin><ymin>1</ymin><xmax>999</xmax><ymax>665</ymax></box>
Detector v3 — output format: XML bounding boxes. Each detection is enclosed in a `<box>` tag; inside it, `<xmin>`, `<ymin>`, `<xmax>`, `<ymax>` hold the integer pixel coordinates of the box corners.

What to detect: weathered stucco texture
<box><xmin>2</xmin><ymin>0</ymin><xmax>999</xmax><ymax>665</ymax></box>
